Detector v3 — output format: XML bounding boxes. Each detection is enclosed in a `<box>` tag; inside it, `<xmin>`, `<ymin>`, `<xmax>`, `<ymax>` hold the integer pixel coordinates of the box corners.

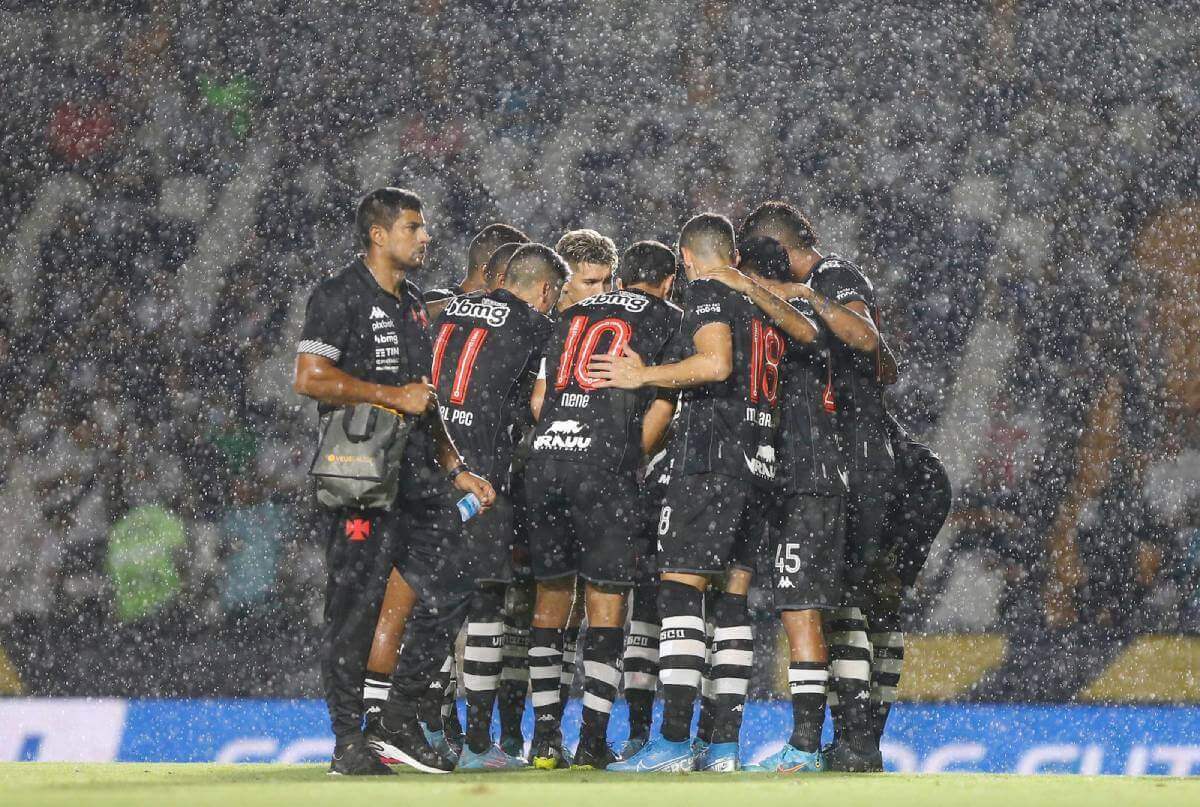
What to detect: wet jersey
<box><xmin>777</xmin><ymin>298</ymin><xmax>848</xmax><ymax>497</ymax></box>
<box><xmin>431</xmin><ymin>288</ymin><xmax>552</xmax><ymax>490</ymax></box>
<box><xmin>532</xmin><ymin>289</ymin><xmax>682</xmax><ymax>475</ymax></box>
<box><xmin>807</xmin><ymin>255</ymin><xmax>894</xmax><ymax>473</ymax></box>
<box><xmin>669</xmin><ymin>278</ymin><xmax>785</xmax><ymax>487</ymax></box>
<box><xmin>423</xmin><ymin>283</ymin><xmax>466</xmax><ymax>305</ymax></box>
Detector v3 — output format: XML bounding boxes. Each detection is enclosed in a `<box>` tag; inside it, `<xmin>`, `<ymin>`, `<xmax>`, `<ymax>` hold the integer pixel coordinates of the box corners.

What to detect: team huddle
<box><xmin>293</xmin><ymin>188</ymin><xmax>952</xmax><ymax>776</ymax></box>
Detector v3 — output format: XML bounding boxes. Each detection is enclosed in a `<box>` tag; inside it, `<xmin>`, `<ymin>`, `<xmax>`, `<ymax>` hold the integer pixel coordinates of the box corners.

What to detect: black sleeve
<box><xmin>682</xmin><ymin>279</ymin><xmax>733</xmax><ymax>337</ymax></box>
<box><xmin>297</xmin><ymin>280</ymin><xmax>349</xmax><ymax>363</ymax></box>
<box><xmin>812</xmin><ymin>262</ymin><xmax>871</xmax><ymax>309</ymax></box>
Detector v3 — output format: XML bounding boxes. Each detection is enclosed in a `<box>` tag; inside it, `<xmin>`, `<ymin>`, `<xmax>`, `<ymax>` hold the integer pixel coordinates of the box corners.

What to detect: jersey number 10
<box><xmin>556</xmin><ymin>315</ymin><xmax>632</xmax><ymax>392</ymax></box>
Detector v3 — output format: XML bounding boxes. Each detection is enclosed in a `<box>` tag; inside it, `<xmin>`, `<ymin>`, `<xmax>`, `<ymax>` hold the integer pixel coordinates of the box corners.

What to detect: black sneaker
<box><xmin>571</xmin><ymin>742</ymin><xmax>619</xmax><ymax>770</ymax></box>
<box><xmin>365</xmin><ymin>714</ymin><xmax>455</xmax><ymax>774</ymax></box>
<box><xmin>329</xmin><ymin>737</ymin><xmax>396</xmax><ymax>776</ymax></box>
<box><xmin>531</xmin><ymin>737</ymin><xmax>571</xmax><ymax>770</ymax></box>
<box><xmin>824</xmin><ymin>742</ymin><xmax>884</xmax><ymax>773</ymax></box>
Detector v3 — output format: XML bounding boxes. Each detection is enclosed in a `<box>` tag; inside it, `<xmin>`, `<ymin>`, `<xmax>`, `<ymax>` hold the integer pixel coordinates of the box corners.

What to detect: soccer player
<box><xmin>293</xmin><ymin>187</ymin><xmax>495</xmax><ymax>776</ymax></box>
<box><xmin>555</xmin><ymin>228</ymin><xmax>618</xmax><ymax>310</ymax></box>
<box><xmin>704</xmin><ymin>236</ymin><xmax>848</xmax><ymax>773</ymax></box>
<box><xmin>590</xmin><ymin>214</ymin><xmax>815</xmax><ymax>773</ymax></box>
<box><xmin>423</xmin><ymin>223</ymin><xmax>529</xmax><ymax>315</ymax></box>
<box><xmin>741</xmin><ymin>201</ymin><xmax>888</xmax><ymax>771</ymax></box>
<box><xmin>523</xmin><ymin>240</ymin><xmax>682</xmax><ymax>770</ymax></box>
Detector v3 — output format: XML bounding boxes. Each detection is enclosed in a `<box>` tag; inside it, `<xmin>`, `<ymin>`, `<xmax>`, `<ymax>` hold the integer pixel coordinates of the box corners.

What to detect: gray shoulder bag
<box><xmin>308</xmin><ymin>403</ymin><xmax>414</xmax><ymax>511</ymax></box>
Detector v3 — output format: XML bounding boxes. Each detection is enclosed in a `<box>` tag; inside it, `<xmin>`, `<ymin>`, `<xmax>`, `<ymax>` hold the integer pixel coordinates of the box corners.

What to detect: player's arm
<box><xmin>293</xmin><ymin>354</ymin><xmax>436</xmax><ymax>415</ymax></box>
<box><xmin>878</xmin><ymin>332</ymin><xmax>900</xmax><ymax>386</ymax></box>
<box><xmin>780</xmin><ymin>282</ymin><xmax>879</xmax><ymax>353</ymax></box>
<box><xmin>588</xmin><ymin>322</ymin><xmax>732</xmax><ymax>390</ymax></box>
<box><xmin>427</xmin><ymin>403</ymin><xmax>496</xmax><ymax>507</ymax></box>
<box><xmin>641</xmin><ymin>396</ymin><xmax>676</xmax><ymax>456</ymax></box>
<box><xmin>701</xmin><ymin>266</ymin><xmax>819</xmax><ymax>344</ymax></box>
<box><xmin>530</xmin><ymin>377</ymin><xmax>547</xmax><ymax>421</ymax></box>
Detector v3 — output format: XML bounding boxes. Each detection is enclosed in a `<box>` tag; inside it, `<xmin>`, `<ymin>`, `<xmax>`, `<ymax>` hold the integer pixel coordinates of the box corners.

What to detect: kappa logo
<box><xmin>743</xmin><ymin>444</ymin><xmax>777</xmax><ymax>480</ymax></box>
<box><xmin>370</xmin><ymin>306</ymin><xmax>388</xmax><ymax>320</ymax></box>
<box><xmin>777</xmin><ymin>578</ymin><xmax>795</xmax><ymax>589</ymax></box>
<box><xmin>536</xmin><ymin>714</ymin><xmax>556</xmax><ymax>723</ymax></box>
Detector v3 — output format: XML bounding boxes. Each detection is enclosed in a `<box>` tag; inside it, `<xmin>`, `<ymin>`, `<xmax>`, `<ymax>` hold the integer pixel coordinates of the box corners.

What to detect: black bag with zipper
<box><xmin>308</xmin><ymin>403</ymin><xmax>414</xmax><ymax>511</ymax></box>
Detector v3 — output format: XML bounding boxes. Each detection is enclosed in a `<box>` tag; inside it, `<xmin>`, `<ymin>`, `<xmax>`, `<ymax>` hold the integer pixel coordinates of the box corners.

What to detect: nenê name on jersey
<box><xmin>743</xmin><ymin>444</ymin><xmax>777</xmax><ymax>480</ymax></box>
<box><xmin>744</xmin><ymin>407</ymin><xmax>776</xmax><ymax>427</ymax></box>
<box><xmin>443</xmin><ymin>295</ymin><xmax>511</xmax><ymax>326</ymax></box>
<box><xmin>579</xmin><ymin>290</ymin><xmax>650</xmax><ymax>312</ymax></box>
<box><xmin>534</xmin><ymin>419</ymin><xmax>592</xmax><ymax>451</ymax></box>
<box><xmin>561</xmin><ymin>393</ymin><xmax>590</xmax><ymax>408</ymax></box>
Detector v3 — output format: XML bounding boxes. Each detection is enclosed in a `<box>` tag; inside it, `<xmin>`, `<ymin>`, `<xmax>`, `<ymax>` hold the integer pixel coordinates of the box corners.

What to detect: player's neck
<box><xmin>459</xmin><ymin>273</ymin><xmax>487</xmax><ymax>294</ymax></box>
<box><xmin>362</xmin><ymin>252</ymin><xmax>406</xmax><ymax>297</ymax></box>
<box><xmin>793</xmin><ymin>249</ymin><xmax>823</xmax><ymax>282</ymax></box>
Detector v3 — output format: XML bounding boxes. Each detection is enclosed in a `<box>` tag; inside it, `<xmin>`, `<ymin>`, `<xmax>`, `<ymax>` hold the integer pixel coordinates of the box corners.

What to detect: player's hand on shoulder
<box><xmin>700</xmin><ymin>264</ymin><xmax>751</xmax><ymax>293</ymax></box>
<box><xmin>382</xmin><ymin>377</ymin><xmax>438</xmax><ymax>415</ymax></box>
<box><xmin>588</xmin><ymin>345</ymin><xmax>645</xmax><ymax>389</ymax></box>
<box><xmin>454</xmin><ymin>470</ymin><xmax>496</xmax><ymax>508</ymax></box>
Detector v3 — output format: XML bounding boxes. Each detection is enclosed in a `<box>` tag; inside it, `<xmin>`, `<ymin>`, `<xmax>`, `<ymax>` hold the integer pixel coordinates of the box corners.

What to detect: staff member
<box><xmin>293</xmin><ymin>187</ymin><xmax>494</xmax><ymax>776</ymax></box>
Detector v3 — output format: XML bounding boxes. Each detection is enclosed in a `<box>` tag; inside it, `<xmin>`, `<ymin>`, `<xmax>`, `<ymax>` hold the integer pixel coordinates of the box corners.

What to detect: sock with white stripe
<box><xmin>623</xmin><ymin>584</ymin><xmax>660</xmax><ymax>741</ymax></box>
<box><xmin>419</xmin><ymin>655</ymin><xmax>453</xmax><ymax>731</ymax></box>
<box><xmin>788</xmin><ymin>662</ymin><xmax>829</xmax><ymax>752</ymax></box>
<box><xmin>579</xmin><ymin>626</ymin><xmax>623</xmax><ymax>754</ymax></box>
<box><xmin>709</xmin><ymin>592</ymin><xmax>753</xmax><ymax>745</ymax></box>
<box><xmin>657</xmin><ymin>580</ymin><xmax>706</xmax><ymax>743</ymax></box>
<box><xmin>498</xmin><ymin>614</ymin><xmax>531</xmax><ymax>744</ymax></box>
<box><xmin>869</xmin><ymin>628</ymin><xmax>903</xmax><ymax>741</ymax></box>
<box><xmin>463</xmin><ymin>585</ymin><xmax>506</xmax><ymax>753</ymax></box>
<box><xmin>695</xmin><ymin>596</ymin><xmax>717</xmax><ymax>744</ymax></box>
<box><xmin>825</xmin><ymin>607</ymin><xmax>875</xmax><ymax>751</ymax></box>
<box><xmin>529</xmin><ymin>626</ymin><xmax>564</xmax><ymax>743</ymax></box>
<box><xmin>559</xmin><ymin>626</ymin><xmax>580</xmax><ymax>709</ymax></box>
<box><xmin>443</xmin><ymin>654</ymin><xmax>464</xmax><ymax>743</ymax></box>
<box><xmin>363</xmin><ymin>673</ymin><xmax>391</xmax><ymax>720</ymax></box>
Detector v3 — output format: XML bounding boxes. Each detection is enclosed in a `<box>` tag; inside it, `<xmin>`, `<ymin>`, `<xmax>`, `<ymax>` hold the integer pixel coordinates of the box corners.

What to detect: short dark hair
<box><xmin>678</xmin><ymin>212</ymin><xmax>735</xmax><ymax>263</ymax></box>
<box><xmin>504</xmin><ymin>243</ymin><xmax>569</xmax><ymax>288</ymax></box>
<box><xmin>738</xmin><ymin>236</ymin><xmax>791</xmax><ymax>282</ymax></box>
<box><xmin>483</xmin><ymin>241</ymin><xmax>526</xmax><ymax>286</ymax></box>
<box><xmin>468</xmin><ymin>223</ymin><xmax>529</xmax><ymax>270</ymax></box>
<box><xmin>618</xmin><ymin>240</ymin><xmax>677</xmax><ymax>287</ymax></box>
<box><xmin>741</xmin><ymin>201</ymin><xmax>817</xmax><ymax>251</ymax></box>
<box><xmin>356</xmin><ymin>187</ymin><xmax>423</xmax><ymax>249</ymax></box>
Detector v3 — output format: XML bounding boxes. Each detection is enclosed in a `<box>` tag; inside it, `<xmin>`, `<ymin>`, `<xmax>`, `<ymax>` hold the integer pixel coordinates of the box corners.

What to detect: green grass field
<box><xmin>1</xmin><ymin>764</ymin><xmax>1196</xmax><ymax>807</ymax></box>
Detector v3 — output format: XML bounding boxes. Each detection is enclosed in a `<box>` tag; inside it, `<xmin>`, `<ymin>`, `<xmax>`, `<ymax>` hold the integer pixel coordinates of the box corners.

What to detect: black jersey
<box><xmin>807</xmin><ymin>255</ymin><xmax>894</xmax><ymax>473</ymax></box>
<box><xmin>423</xmin><ymin>283</ymin><xmax>466</xmax><ymax>305</ymax></box>
<box><xmin>532</xmin><ymin>289</ymin><xmax>682</xmax><ymax>475</ymax></box>
<box><xmin>669</xmin><ymin>278</ymin><xmax>785</xmax><ymax>487</ymax></box>
<box><xmin>777</xmin><ymin>298</ymin><xmax>848</xmax><ymax>497</ymax></box>
<box><xmin>431</xmin><ymin>288</ymin><xmax>552</xmax><ymax>490</ymax></box>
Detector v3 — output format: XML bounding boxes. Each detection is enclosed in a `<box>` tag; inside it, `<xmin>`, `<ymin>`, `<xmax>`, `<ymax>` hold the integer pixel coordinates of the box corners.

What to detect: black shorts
<box><xmin>392</xmin><ymin>493</ymin><xmax>472</xmax><ymax>609</ymax></box>
<box><xmin>656</xmin><ymin>472</ymin><xmax>769</xmax><ymax>576</ymax></box>
<box><xmin>633</xmin><ymin>482</ymin><xmax>666</xmax><ymax>586</ymax></box>
<box><xmin>770</xmin><ymin>494</ymin><xmax>846</xmax><ymax>611</ymax></box>
<box><xmin>525</xmin><ymin>458</ymin><xmax>642</xmax><ymax>586</ymax></box>
<box><xmin>843</xmin><ymin>468</ymin><xmax>893</xmax><ymax>601</ymax></box>
<box><xmin>884</xmin><ymin>439</ymin><xmax>952</xmax><ymax>588</ymax></box>
<box><xmin>509</xmin><ymin>471</ymin><xmax>533</xmax><ymax>585</ymax></box>
<box><xmin>464</xmin><ymin>493</ymin><xmax>516</xmax><ymax>585</ymax></box>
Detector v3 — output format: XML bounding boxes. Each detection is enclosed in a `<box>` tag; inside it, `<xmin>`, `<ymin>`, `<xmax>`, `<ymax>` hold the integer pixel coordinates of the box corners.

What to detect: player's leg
<box><xmin>696</xmin><ymin>566</ymin><xmax>754</xmax><ymax>771</ymax></box>
<box><xmin>574</xmin><ymin>582</ymin><xmax>627</xmax><ymax>768</ymax></box>
<box><xmin>560</xmin><ymin>577</ymin><xmax>584</xmax><ymax>709</ymax></box>
<box><xmin>321</xmin><ymin>508</ymin><xmax>398</xmax><ymax>776</ymax></box>
<box><xmin>622</xmin><ymin>578</ymin><xmax>660</xmax><ymax>756</ymax></box>
<box><xmin>498</xmin><ymin>578</ymin><xmax>533</xmax><ymax>756</ymax></box>
<box><xmin>363</xmin><ymin>569</ymin><xmax>417</xmax><ymax>732</ymax></box>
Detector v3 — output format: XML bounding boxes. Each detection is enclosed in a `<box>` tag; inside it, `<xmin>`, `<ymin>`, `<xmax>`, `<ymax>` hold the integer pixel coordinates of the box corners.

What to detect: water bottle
<box><xmin>457</xmin><ymin>492</ymin><xmax>482</xmax><ymax>522</ymax></box>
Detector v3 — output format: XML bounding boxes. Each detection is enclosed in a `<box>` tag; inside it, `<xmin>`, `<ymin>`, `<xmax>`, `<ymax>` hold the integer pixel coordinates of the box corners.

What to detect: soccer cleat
<box><xmin>695</xmin><ymin>741</ymin><xmax>740</xmax><ymax>772</ymax></box>
<box><xmin>328</xmin><ymin>737</ymin><xmax>396</xmax><ymax>776</ymax></box>
<box><xmin>607</xmin><ymin>736</ymin><xmax>695</xmax><ymax>773</ymax></box>
<box><xmin>456</xmin><ymin>743</ymin><xmax>529</xmax><ymax>771</ymax></box>
<box><xmin>744</xmin><ymin>744</ymin><xmax>825</xmax><ymax>773</ymax></box>
<box><xmin>571</xmin><ymin>743</ymin><xmax>619</xmax><ymax>770</ymax></box>
<box><xmin>620</xmin><ymin>736</ymin><xmax>647</xmax><ymax>758</ymax></box>
<box><xmin>530</xmin><ymin>738</ymin><xmax>570</xmax><ymax>770</ymax></box>
<box><xmin>421</xmin><ymin>726</ymin><xmax>460</xmax><ymax>766</ymax></box>
<box><xmin>499</xmin><ymin>734</ymin><xmax>525</xmax><ymax>760</ymax></box>
<box><xmin>365</xmin><ymin>714</ymin><xmax>455</xmax><ymax>774</ymax></box>
<box><xmin>824</xmin><ymin>742</ymin><xmax>884</xmax><ymax>773</ymax></box>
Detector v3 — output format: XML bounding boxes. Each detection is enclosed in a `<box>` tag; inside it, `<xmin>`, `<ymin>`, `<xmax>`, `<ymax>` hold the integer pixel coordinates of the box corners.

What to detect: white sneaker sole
<box><xmin>368</xmin><ymin>739</ymin><xmax>452</xmax><ymax>775</ymax></box>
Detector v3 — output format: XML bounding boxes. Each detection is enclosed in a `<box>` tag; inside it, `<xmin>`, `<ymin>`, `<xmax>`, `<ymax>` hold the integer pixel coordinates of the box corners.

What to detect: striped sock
<box><xmin>622</xmin><ymin>608</ymin><xmax>660</xmax><ymax>741</ymax></box>
<box><xmin>869</xmin><ymin>630</ymin><xmax>903</xmax><ymax>741</ymax></box>
<box><xmin>498</xmin><ymin>618</ymin><xmax>531</xmax><ymax>743</ymax></box>
<box><xmin>708</xmin><ymin>593</ymin><xmax>753</xmax><ymax>745</ymax></box>
<box><xmin>363</xmin><ymin>673</ymin><xmax>391</xmax><ymax>719</ymax></box>
<box><xmin>657</xmin><ymin>580</ymin><xmax>706</xmax><ymax>743</ymax></box>
<box><xmin>788</xmin><ymin>662</ymin><xmax>829</xmax><ymax>752</ymax></box>
<box><xmin>695</xmin><ymin>601</ymin><xmax>717</xmax><ymax>744</ymax></box>
<box><xmin>443</xmin><ymin>654</ymin><xmax>463</xmax><ymax>744</ymax></box>
<box><xmin>559</xmin><ymin>626</ymin><xmax>580</xmax><ymax>708</ymax></box>
<box><xmin>825</xmin><ymin>607</ymin><xmax>874</xmax><ymax>751</ymax></box>
<box><xmin>463</xmin><ymin>586</ymin><xmax>505</xmax><ymax>753</ymax></box>
<box><xmin>529</xmin><ymin>626</ymin><xmax>564</xmax><ymax>742</ymax></box>
<box><xmin>580</xmin><ymin>627</ymin><xmax>623</xmax><ymax>754</ymax></box>
<box><xmin>419</xmin><ymin>654</ymin><xmax>453</xmax><ymax>731</ymax></box>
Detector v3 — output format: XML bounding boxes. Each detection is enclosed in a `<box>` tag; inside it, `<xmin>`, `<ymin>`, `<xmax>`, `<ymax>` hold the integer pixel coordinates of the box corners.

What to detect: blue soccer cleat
<box><xmin>744</xmin><ymin>744</ymin><xmax>825</xmax><ymax>773</ymax></box>
<box><xmin>421</xmin><ymin>727</ymin><xmax>460</xmax><ymax>766</ymax></box>
<box><xmin>695</xmin><ymin>741</ymin><xmax>740</xmax><ymax>771</ymax></box>
<box><xmin>620</xmin><ymin>736</ymin><xmax>647</xmax><ymax>758</ymax></box>
<box><xmin>499</xmin><ymin>734</ymin><xmax>525</xmax><ymax>760</ymax></box>
<box><xmin>608</xmin><ymin>736</ymin><xmax>695</xmax><ymax>773</ymax></box>
<box><xmin>456</xmin><ymin>743</ymin><xmax>528</xmax><ymax>771</ymax></box>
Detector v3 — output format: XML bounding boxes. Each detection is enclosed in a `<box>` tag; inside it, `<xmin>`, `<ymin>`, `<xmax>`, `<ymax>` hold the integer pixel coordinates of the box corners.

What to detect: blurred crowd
<box><xmin>0</xmin><ymin>0</ymin><xmax>1197</xmax><ymax>696</ymax></box>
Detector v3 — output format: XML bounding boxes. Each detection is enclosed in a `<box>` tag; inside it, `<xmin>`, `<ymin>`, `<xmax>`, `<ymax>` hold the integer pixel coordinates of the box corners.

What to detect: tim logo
<box><xmin>534</xmin><ymin>420</ymin><xmax>591</xmax><ymax>452</ymax></box>
<box><xmin>744</xmin><ymin>444</ymin><xmax>777</xmax><ymax>480</ymax></box>
<box><xmin>345</xmin><ymin>518</ymin><xmax>371</xmax><ymax>542</ymax></box>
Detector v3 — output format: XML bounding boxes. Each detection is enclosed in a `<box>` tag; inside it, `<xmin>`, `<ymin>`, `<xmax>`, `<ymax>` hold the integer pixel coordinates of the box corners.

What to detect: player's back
<box><xmin>432</xmin><ymin>288</ymin><xmax>552</xmax><ymax>488</ymax></box>
<box><xmin>533</xmin><ymin>288</ymin><xmax>682</xmax><ymax>475</ymax></box>
<box><xmin>671</xmin><ymin>278</ymin><xmax>785</xmax><ymax>487</ymax></box>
